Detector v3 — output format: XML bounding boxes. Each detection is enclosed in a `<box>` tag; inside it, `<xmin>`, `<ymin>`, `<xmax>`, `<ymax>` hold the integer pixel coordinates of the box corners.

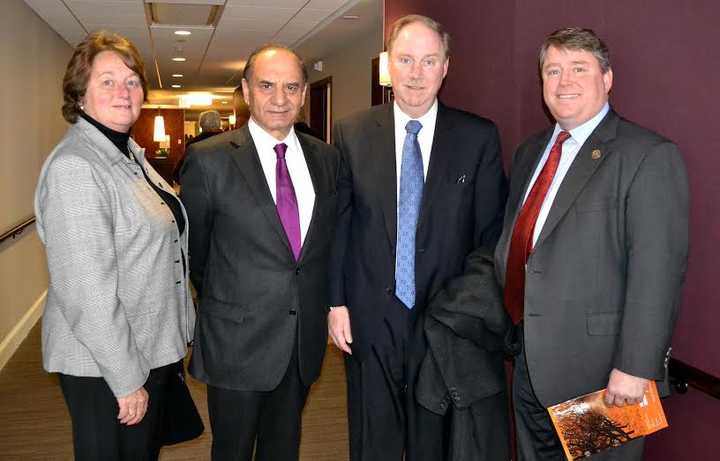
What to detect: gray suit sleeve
<box><xmin>614</xmin><ymin>141</ymin><xmax>689</xmax><ymax>379</ymax></box>
<box><xmin>39</xmin><ymin>155</ymin><xmax>146</xmax><ymax>397</ymax></box>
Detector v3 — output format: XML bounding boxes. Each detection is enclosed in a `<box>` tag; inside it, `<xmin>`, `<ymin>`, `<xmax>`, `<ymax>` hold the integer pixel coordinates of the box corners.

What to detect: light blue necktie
<box><xmin>395</xmin><ymin>120</ymin><xmax>423</xmax><ymax>309</ymax></box>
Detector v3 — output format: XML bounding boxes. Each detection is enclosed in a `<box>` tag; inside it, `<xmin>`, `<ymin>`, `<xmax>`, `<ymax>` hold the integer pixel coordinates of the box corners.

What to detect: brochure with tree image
<box><xmin>547</xmin><ymin>381</ymin><xmax>668</xmax><ymax>460</ymax></box>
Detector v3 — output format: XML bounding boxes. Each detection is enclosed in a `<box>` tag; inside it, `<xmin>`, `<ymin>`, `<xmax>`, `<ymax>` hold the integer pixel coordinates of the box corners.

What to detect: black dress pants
<box><xmin>206</xmin><ymin>344</ymin><xmax>309</xmax><ymax>461</ymax></box>
<box><xmin>58</xmin><ymin>362</ymin><xmax>175</xmax><ymax>461</ymax></box>
<box><xmin>511</xmin><ymin>324</ymin><xmax>644</xmax><ymax>460</ymax></box>
<box><xmin>345</xmin><ymin>300</ymin><xmax>446</xmax><ymax>461</ymax></box>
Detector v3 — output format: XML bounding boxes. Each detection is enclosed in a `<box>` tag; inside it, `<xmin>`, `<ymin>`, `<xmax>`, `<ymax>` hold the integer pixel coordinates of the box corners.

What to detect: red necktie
<box><xmin>504</xmin><ymin>131</ymin><xmax>570</xmax><ymax>324</ymax></box>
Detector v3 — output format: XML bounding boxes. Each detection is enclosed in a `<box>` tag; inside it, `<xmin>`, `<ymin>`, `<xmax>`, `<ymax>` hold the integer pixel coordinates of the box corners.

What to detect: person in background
<box><xmin>181</xmin><ymin>44</ymin><xmax>339</xmax><ymax>461</ymax></box>
<box><xmin>173</xmin><ymin>110</ymin><xmax>224</xmax><ymax>184</ymax></box>
<box><xmin>328</xmin><ymin>14</ymin><xmax>510</xmax><ymax>460</ymax></box>
<box><xmin>495</xmin><ymin>27</ymin><xmax>689</xmax><ymax>460</ymax></box>
<box><xmin>34</xmin><ymin>30</ymin><xmax>194</xmax><ymax>460</ymax></box>
<box><xmin>188</xmin><ymin>110</ymin><xmax>223</xmax><ymax>146</ymax></box>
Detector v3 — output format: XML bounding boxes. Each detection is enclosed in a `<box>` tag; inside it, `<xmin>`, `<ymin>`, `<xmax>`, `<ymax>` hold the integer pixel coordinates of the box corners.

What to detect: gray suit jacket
<box><xmin>35</xmin><ymin>118</ymin><xmax>195</xmax><ymax>398</ymax></box>
<box><xmin>495</xmin><ymin>110</ymin><xmax>689</xmax><ymax>406</ymax></box>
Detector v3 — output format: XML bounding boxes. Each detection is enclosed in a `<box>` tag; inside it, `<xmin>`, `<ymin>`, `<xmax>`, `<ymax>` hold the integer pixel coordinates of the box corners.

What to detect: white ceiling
<box><xmin>23</xmin><ymin>0</ymin><xmax>382</xmax><ymax>108</ymax></box>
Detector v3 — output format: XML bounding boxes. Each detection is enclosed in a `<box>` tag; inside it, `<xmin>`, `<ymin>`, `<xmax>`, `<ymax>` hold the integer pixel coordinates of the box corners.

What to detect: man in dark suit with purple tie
<box><xmin>181</xmin><ymin>45</ymin><xmax>338</xmax><ymax>461</ymax></box>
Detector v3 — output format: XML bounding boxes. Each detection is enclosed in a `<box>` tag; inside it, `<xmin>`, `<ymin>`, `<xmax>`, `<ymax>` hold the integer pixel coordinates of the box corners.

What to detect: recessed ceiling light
<box><xmin>175</xmin><ymin>30</ymin><xmax>192</xmax><ymax>36</ymax></box>
<box><xmin>171</xmin><ymin>84</ymin><xmax>182</xmax><ymax>88</ymax></box>
<box><xmin>221</xmin><ymin>100</ymin><xmax>228</xmax><ymax>104</ymax></box>
<box><xmin>172</xmin><ymin>73</ymin><xmax>184</xmax><ymax>78</ymax></box>
<box><xmin>172</xmin><ymin>57</ymin><xmax>186</xmax><ymax>62</ymax></box>
<box><xmin>342</xmin><ymin>15</ymin><xmax>360</xmax><ymax>19</ymax></box>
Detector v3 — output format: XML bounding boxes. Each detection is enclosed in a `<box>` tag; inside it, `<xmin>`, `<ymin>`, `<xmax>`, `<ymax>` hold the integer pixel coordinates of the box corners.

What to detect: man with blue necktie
<box><xmin>181</xmin><ymin>45</ymin><xmax>339</xmax><ymax>461</ymax></box>
<box><xmin>328</xmin><ymin>14</ymin><xmax>510</xmax><ymax>461</ymax></box>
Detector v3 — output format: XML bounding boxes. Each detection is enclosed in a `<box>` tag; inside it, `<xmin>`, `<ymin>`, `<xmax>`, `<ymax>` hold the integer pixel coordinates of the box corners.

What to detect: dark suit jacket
<box><xmin>329</xmin><ymin>102</ymin><xmax>509</xmax><ymax>363</ymax></box>
<box><xmin>181</xmin><ymin>125</ymin><xmax>339</xmax><ymax>391</ymax></box>
<box><xmin>415</xmin><ymin>249</ymin><xmax>510</xmax><ymax>460</ymax></box>
<box><xmin>494</xmin><ymin>110</ymin><xmax>689</xmax><ymax>406</ymax></box>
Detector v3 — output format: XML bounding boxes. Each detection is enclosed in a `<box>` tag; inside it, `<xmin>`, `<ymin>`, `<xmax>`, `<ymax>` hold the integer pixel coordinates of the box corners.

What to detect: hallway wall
<box><xmin>304</xmin><ymin>18</ymin><xmax>384</xmax><ymax>126</ymax></box>
<box><xmin>0</xmin><ymin>0</ymin><xmax>72</xmax><ymax>368</ymax></box>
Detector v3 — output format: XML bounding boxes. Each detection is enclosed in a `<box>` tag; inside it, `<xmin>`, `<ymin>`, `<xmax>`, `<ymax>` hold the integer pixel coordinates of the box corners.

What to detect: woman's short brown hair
<box><xmin>62</xmin><ymin>30</ymin><xmax>148</xmax><ymax>124</ymax></box>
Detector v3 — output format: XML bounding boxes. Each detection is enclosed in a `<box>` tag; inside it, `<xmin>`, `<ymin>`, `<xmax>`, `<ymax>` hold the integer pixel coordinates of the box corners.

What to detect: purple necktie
<box><xmin>274</xmin><ymin>143</ymin><xmax>301</xmax><ymax>260</ymax></box>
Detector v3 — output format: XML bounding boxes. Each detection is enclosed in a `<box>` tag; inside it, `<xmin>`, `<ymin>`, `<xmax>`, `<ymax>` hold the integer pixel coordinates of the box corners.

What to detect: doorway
<box><xmin>309</xmin><ymin>77</ymin><xmax>332</xmax><ymax>143</ymax></box>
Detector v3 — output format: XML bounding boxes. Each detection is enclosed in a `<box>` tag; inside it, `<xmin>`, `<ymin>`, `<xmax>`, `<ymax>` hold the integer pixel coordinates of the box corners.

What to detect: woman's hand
<box><xmin>117</xmin><ymin>387</ymin><xmax>149</xmax><ymax>425</ymax></box>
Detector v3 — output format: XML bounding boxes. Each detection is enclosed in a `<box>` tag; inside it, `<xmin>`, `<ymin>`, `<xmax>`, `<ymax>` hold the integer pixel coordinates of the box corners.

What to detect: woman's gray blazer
<box><xmin>34</xmin><ymin>118</ymin><xmax>195</xmax><ymax>398</ymax></box>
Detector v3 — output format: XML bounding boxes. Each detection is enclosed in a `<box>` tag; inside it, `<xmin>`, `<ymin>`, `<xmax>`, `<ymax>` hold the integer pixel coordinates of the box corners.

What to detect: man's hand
<box><xmin>117</xmin><ymin>386</ymin><xmax>149</xmax><ymax>425</ymax></box>
<box><xmin>604</xmin><ymin>368</ymin><xmax>649</xmax><ymax>407</ymax></box>
<box><xmin>328</xmin><ymin>306</ymin><xmax>353</xmax><ymax>354</ymax></box>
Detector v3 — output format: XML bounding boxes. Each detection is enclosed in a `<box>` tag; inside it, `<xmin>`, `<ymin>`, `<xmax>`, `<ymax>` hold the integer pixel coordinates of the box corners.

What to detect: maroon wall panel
<box><xmin>386</xmin><ymin>1</ymin><xmax>720</xmax><ymax>458</ymax></box>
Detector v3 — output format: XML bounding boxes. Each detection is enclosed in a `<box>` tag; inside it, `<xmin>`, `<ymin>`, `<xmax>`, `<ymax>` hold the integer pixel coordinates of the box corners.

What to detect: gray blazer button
<box><xmin>289</xmin><ymin>309</ymin><xmax>297</xmax><ymax>315</ymax></box>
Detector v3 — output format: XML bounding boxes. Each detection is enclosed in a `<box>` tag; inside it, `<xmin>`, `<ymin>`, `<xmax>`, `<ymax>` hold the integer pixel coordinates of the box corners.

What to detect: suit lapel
<box><xmin>371</xmin><ymin>104</ymin><xmax>398</xmax><ymax>249</ymax></box>
<box><xmin>496</xmin><ymin>133</ymin><xmax>550</xmax><ymax>277</ymax></box>
<box><xmin>297</xmin><ymin>135</ymin><xmax>322</xmax><ymax>261</ymax></box>
<box><xmin>534</xmin><ymin>111</ymin><xmax>619</xmax><ymax>249</ymax></box>
<box><xmin>417</xmin><ymin>104</ymin><xmax>452</xmax><ymax>228</ymax></box>
<box><xmin>228</xmin><ymin>126</ymin><xmax>294</xmax><ymax>256</ymax></box>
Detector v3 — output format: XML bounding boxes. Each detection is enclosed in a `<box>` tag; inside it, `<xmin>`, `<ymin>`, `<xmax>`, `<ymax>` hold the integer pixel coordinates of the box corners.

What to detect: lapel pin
<box><xmin>591</xmin><ymin>149</ymin><xmax>602</xmax><ymax>160</ymax></box>
<box><xmin>456</xmin><ymin>174</ymin><xmax>466</xmax><ymax>184</ymax></box>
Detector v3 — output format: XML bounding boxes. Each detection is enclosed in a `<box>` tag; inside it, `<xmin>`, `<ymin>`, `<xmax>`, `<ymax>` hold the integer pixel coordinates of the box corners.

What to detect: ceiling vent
<box><xmin>145</xmin><ymin>2</ymin><xmax>223</xmax><ymax>27</ymax></box>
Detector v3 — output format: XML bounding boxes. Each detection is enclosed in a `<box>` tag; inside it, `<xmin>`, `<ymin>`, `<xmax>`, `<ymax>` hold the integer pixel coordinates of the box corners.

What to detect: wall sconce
<box><xmin>153</xmin><ymin>115</ymin><xmax>166</xmax><ymax>142</ymax></box>
<box><xmin>379</xmin><ymin>51</ymin><xmax>392</xmax><ymax>87</ymax></box>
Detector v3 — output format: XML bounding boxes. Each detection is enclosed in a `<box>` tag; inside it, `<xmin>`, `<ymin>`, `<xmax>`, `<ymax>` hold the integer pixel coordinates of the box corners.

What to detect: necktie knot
<box><xmin>556</xmin><ymin>130</ymin><xmax>571</xmax><ymax>145</ymax></box>
<box><xmin>405</xmin><ymin>120</ymin><xmax>422</xmax><ymax>136</ymax></box>
<box><xmin>274</xmin><ymin>143</ymin><xmax>288</xmax><ymax>160</ymax></box>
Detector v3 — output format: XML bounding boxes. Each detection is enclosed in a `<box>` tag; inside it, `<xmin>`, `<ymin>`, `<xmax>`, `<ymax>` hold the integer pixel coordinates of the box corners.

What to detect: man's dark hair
<box><xmin>539</xmin><ymin>27</ymin><xmax>610</xmax><ymax>74</ymax></box>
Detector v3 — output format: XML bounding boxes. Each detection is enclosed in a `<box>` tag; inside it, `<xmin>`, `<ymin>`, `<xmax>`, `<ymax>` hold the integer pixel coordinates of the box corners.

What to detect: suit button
<box><xmin>295</xmin><ymin>268</ymin><xmax>301</xmax><ymax>275</ymax></box>
<box><xmin>289</xmin><ymin>309</ymin><xmax>297</xmax><ymax>315</ymax></box>
<box><xmin>385</xmin><ymin>287</ymin><xmax>392</xmax><ymax>295</ymax></box>
<box><xmin>439</xmin><ymin>401</ymin><xmax>447</xmax><ymax>410</ymax></box>
<box><xmin>417</xmin><ymin>248</ymin><xmax>425</xmax><ymax>253</ymax></box>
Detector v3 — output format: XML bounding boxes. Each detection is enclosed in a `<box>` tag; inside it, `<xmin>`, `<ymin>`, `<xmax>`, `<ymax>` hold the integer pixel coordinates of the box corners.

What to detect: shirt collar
<box><xmin>554</xmin><ymin>102</ymin><xmax>610</xmax><ymax>147</ymax></box>
<box><xmin>248</xmin><ymin>117</ymin><xmax>298</xmax><ymax>154</ymax></box>
<box><xmin>393</xmin><ymin>99</ymin><xmax>438</xmax><ymax>133</ymax></box>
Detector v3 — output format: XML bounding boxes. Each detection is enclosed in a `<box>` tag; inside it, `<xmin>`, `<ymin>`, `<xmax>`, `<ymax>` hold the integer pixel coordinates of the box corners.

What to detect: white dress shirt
<box><xmin>393</xmin><ymin>100</ymin><xmax>438</xmax><ymax>203</ymax></box>
<box><xmin>522</xmin><ymin>103</ymin><xmax>610</xmax><ymax>245</ymax></box>
<box><xmin>248</xmin><ymin>118</ymin><xmax>315</xmax><ymax>243</ymax></box>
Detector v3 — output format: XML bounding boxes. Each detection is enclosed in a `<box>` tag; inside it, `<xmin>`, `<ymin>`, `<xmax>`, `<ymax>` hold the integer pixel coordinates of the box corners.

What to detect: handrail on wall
<box><xmin>2</xmin><ymin>214</ymin><xmax>719</xmax><ymax>403</ymax></box>
<box><xmin>669</xmin><ymin>358</ymin><xmax>720</xmax><ymax>400</ymax></box>
<box><xmin>0</xmin><ymin>216</ymin><xmax>36</xmax><ymax>245</ymax></box>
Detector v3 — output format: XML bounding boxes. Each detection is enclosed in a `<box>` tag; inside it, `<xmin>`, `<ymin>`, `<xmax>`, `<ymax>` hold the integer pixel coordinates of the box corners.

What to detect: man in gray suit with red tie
<box><xmin>495</xmin><ymin>27</ymin><xmax>689</xmax><ymax>460</ymax></box>
<box><xmin>181</xmin><ymin>45</ymin><xmax>338</xmax><ymax>461</ymax></box>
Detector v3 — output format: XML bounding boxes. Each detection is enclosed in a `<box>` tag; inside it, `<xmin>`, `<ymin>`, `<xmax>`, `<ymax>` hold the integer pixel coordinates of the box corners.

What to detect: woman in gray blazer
<box><xmin>34</xmin><ymin>31</ymin><xmax>194</xmax><ymax>460</ymax></box>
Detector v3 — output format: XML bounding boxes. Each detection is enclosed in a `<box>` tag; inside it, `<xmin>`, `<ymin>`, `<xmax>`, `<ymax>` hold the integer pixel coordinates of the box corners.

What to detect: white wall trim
<box><xmin>0</xmin><ymin>290</ymin><xmax>46</xmax><ymax>371</ymax></box>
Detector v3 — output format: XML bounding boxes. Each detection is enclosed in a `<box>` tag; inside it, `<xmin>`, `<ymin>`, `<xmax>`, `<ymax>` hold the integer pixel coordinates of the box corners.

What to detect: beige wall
<box><xmin>307</xmin><ymin>22</ymin><xmax>384</xmax><ymax>124</ymax></box>
<box><xmin>0</xmin><ymin>0</ymin><xmax>72</xmax><ymax>354</ymax></box>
